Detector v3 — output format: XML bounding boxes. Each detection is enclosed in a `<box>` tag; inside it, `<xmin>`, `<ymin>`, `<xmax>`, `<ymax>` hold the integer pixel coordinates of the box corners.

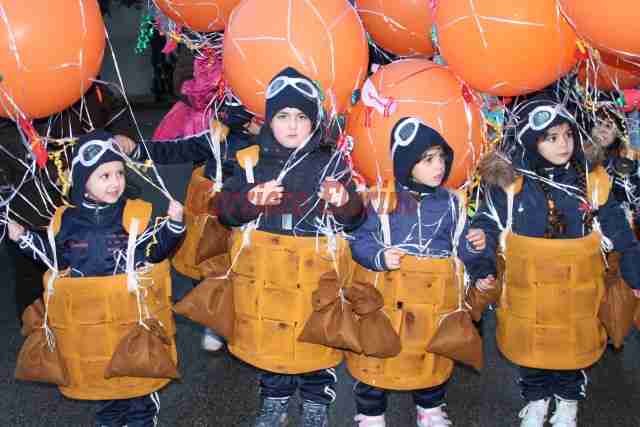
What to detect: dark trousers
<box><xmin>518</xmin><ymin>366</ymin><xmax>588</xmax><ymax>402</ymax></box>
<box><xmin>260</xmin><ymin>369</ymin><xmax>337</xmax><ymax>406</ymax></box>
<box><xmin>95</xmin><ymin>393</ymin><xmax>160</xmax><ymax>427</ymax></box>
<box><xmin>354</xmin><ymin>381</ymin><xmax>448</xmax><ymax>416</ymax></box>
<box><xmin>8</xmin><ymin>242</ymin><xmax>45</xmax><ymax>323</ymax></box>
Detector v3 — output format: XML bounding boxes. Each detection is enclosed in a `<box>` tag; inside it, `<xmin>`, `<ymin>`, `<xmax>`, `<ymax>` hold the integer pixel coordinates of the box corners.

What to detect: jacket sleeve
<box><xmin>597</xmin><ymin>193</ymin><xmax>640</xmax><ymax>289</ymax></box>
<box><xmin>145</xmin><ymin>219</ymin><xmax>186</xmax><ymax>263</ymax></box>
<box><xmin>466</xmin><ymin>186</ymin><xmax>509</xmax><ymax>282</ymax></box>
<box><xmin>212</xmin><ymin>164</ymin><xmax>261</xmax><ymax>227</ymax></box>
<box><xmin>17</xmin><ymin>227</ymin><xmax>67</xmax><ymax>270</ymax></box>
<box><xmin>349</xmin><ymin>206</ymin><xmax>389</xmax><ymax>272</ymax></box>
<box><xmin>132</xmin><ymin>130</ymin><xmax>213</xmax><ymax>165</ymax></box>
<box><xmin>325</xmin><ymin>158</ymin><xmax>366</xmax><ymax>231</ymax></box>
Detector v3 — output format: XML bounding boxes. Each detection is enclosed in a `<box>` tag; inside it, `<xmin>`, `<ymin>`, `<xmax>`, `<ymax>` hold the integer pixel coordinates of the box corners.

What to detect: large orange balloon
<box><xmin>356</xmin><ymin>0</ymin><xmax>434</xmax><ymax>57</ymax></box>
<box><xmin>434</xmin><ymin>0</ymin><xmax>578</xmax><ymax>96</ymax></box>
<box><xmin>223</xmin><ymin>0</ymin><xmax>369</xmax><ymax>117</ymax></box>
<box><xmin>579</xmin><ymin>51</ymin><xmax>640</xmax><ymax>91</ymax></box>
<box><xmin>155</xmin><ymin>0</ymin><xmax>241</xmax><ymax>32</ymax></box>
<box><xmin>0</xmin><ymin>0</ymin><xmax>105</xmax><ymax>119</ymax></box>
<box><xmin>560</xmin><ymin>0</ymin><xmax>640</xmax><ymax>62</ymax></box>
<box><xmin>347</xmin><ymin>59</ymin><xmax>483</xmax><ymax>189</ymax></box>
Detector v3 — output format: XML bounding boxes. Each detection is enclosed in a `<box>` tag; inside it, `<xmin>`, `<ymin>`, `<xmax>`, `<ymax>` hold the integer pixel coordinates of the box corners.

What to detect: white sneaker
<box><xmin>354</xmin><ymin>413</ymin><xmax>386</xmax><ymax>427</ymax></box>
<box><xmin>518</xmin><ymin>398</ymin><xmax>550</xmax><ymax>427</ymax></box>
<box><xmin>549</xmin><ymin>396</ymin><xmax>577</xmax><ymax>427</ymax></box>
<box><xmin>416</xmin><ymin>404</ymin><xmax>452</xmax><ymax>427</ymax></box>
<box><xmin>201</xmin><ymin>328</ymin><xmax>224</xmax><ymax>352</ymax></box>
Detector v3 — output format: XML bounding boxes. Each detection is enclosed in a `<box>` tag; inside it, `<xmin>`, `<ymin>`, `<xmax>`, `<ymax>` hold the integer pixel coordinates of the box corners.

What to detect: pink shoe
<box><xmin>354</xmin><ymin>413</ymin><xmax>386</xmax><ymax>427</ymax></box>
<box><xmin>416</xmin><ymin>404</ymin><xmax>452</xmax><ymax>427</ymax></box>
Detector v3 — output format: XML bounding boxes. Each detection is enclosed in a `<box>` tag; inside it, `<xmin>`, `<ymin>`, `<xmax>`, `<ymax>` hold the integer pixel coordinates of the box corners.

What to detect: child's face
<box><xmin>270</xmin><ymin>107</ymin><xmax>312</xmax><ymax>149</ymax></box>
<box><xmin>537</xmin><ymin>122</ymin><xmax>575</xmax><ymax>166</ymax></box>
<box><xmin>411</xmin><ymin>146</ymin><xmax>446</xmax><ymax>187</ymax></box>
<box><xmin>591</xmin><ymin>117</ymin><xmax>618</xmax><ymax>148</ymax></box>
<box><xmin>85</xmin><ymin>161</ymin><xmax>125</xmax><ymax>204</ymax></box>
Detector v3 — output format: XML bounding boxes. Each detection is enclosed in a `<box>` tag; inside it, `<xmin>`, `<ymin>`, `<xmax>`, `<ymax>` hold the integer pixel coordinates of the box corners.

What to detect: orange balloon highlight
<box><xmin>155</xmin><ymin>0</ymin><xmax>241</xmax><ymax>32</ymax></box>
<box><xmin>0</xmin><ymin>0</ymin><xmax>105</xmax><ymax>119</ymax></box>
<box><xmin>223</xmin><ymin>0</ymin><xmax>369</xmax><ymax>117</ymax></box>
<box><xmin>579</xmin><ymin>51</ymin><xmax>640</xmax><ymax>91</ymax></box>
<box><xmin>356</xmin><ymin>0</ymin><xmax>434</xmax><ymax>57</ymax></box>
<box><xmin>560</xmin><ymin>0</ymin><xmax>640</xmax><ymax>62</ymax></box>
<box><xmin>347</xmin><ymin>59</ymin><xmax>483</xmax><ymax>189</ymax></box>
<box><xmin>434</xmin><ymin>0</ymin><xmax>578</xmax><ymax>96</ymax></box>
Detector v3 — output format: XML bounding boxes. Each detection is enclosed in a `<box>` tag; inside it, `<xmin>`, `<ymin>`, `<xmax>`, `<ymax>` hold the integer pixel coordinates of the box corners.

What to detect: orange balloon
<box><xmin>0</xmin><ymin>0</ymin><xmax>105</xmax><ymax>119</ymax></box>
<box><xmin>155</xmin><ymin>0</ymin><xmax>241</xmax><ymax>32</ymax></box>
<box><xmin>356</xmin><ymin>0</ymin><xmax>434</xmax><ymax>57</ymax></box>
<box><xmin>223</xmin><ymin>0</ymin><xmax>369</xmax><ymax>117</ymax></box>
<box><xmin>560</xmin><ymin>0</ymin><xmax>640</xmax><ymax>62</ymax></box>
<box><xmin>579</xmin><ymin>51</ymin><xmax>640</xmax><ymax>91</ymax></box>
<box><xmin>347</xmin><ymin>59</ymin><xmax>483</xmax><ymax>189</ymax></box>
<box><xmin>434</xmin><ymin>0</ymin><xmax>578</xmax><ymax>96</ymax></box>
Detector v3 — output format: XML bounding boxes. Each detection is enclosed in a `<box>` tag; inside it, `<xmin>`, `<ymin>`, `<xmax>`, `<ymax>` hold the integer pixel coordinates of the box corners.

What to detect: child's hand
<box><xmin>633</xmin><ymin>289</ymin><xmax>640</xmax><ymax>298</ymax></box>
<box><xmin>475</xmin><ymin>275</ymin><xmax>496</xmax><ymax>292</ymax></box>
<box><xmin>167</xmin><ymin>200</ymin><xmax>184</xmax><ymax>222</ymax></box>
<box><xmin>7</xmin><ymin>220</ymin><xmax>25</xmax><ymax>242</ymax></box>
<box><xmin>319</xmin><ymin>177</ymin><xmax>349</xmax><ymax>207</ymax></box>
<box><xmin>466</xmin><ymin>228</ymin><xmax>486</xmax><ymax>251</ymax></box>
<box><xmin>248</xmin><ymin>180</ymin><xmax>284</xmax><ymax>206</ymax></box>
<box><xmin>383</xmin><ymin>248</ymin><xmax>405</xmax><ymax>270</ymax></box>
<box><xmin>114</xmin><ymin>134</ymin><xmax>137</xmax><ymax>156</ymax></box>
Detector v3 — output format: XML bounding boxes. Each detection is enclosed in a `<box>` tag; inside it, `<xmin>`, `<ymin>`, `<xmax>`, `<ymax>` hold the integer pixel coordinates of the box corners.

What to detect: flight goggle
<box><xmin>265</xmin><ymin>76</ymin><xmax>319</xmax><ymax>101</ymax></box>
<box><xmin>391</xmin><ymin>117</ymin><xmax>425</xmax><ymax>160</ymax></box>
<box><xmin>71</xmin><ymin>138</ymin><xmax>124</xmax><ymax>170</ymax></box>
<box><xmin>517</xmin><ymin>104</ymin><xmax>573</xmax><ymax>140</ymax></box>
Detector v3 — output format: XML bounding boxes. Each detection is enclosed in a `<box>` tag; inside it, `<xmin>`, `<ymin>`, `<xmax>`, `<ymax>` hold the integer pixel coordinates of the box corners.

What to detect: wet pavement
<box><xmin>1</xmin><ymin>105</ymin><xmax>639</xmax><ymax>427</ymax></box>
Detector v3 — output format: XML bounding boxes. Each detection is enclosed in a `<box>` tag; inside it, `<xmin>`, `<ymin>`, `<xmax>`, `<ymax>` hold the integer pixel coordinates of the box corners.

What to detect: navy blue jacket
<box><xmin>469</xmin><ymin>165</ymin><xmax>640</xmax><ymax>289</ymax></box>
<box><xmin>351</xmin><ymin>184</ymin><xmax>482</xmax><ymax>271</ymax></box>
<box><xmin>132</xmin><ymin>128</ymin><xmax>255</xmax><ymax>181</ymax></box>
<box><xmin>18</xmin><ymin>198</ymin><xmax>185</xmax><ymax>277</ymax></box>
<box><xmin>213</xmin><ymin>127</ymin><xmax>365</xmax><ymax>236</ymax></box>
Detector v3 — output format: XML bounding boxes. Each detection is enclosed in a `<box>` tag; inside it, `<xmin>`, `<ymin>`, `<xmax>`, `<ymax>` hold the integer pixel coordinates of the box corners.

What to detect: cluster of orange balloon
<box><xmin>0</xmin><ymin>0</ymin><xmax>105</xmax><ymax>119</ymax></box>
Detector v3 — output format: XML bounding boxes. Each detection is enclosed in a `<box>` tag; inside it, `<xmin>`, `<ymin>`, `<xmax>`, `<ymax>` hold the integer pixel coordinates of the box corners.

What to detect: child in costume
<box><xmin>469</xmin><ymin>96</ymin><xmax>640</xmax><ymax>427</ymax></box>
<box><xmin>116</xmin><ymin>94</ymin><xmax>259</xmax><ymax>352</ymax></box>
<box><xmin>213</xmin><ymin>66</ymin><xmax>365</xmax><ymax>427</ymax></box>
<box><xmin>347</xmin><ymin>117</ymin><xmax>487</xmax><ymax>427</ymax></box>
<box><xmin>589</xmin><ymin>106</ymin><xmax>640</xmax><ymax>228</ymax></box>
<box><xmin>8</xmin><ymin>129</ymin><xmax>185</xmax><ymax>427</ymax></box>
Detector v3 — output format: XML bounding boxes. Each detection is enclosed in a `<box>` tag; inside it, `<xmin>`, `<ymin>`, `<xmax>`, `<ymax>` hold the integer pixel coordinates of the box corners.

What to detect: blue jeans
<box><xmin>260</xmin><ymin>368</ymin><xmax>337</xmax><ymax>405</ymax></box>
<box><xmin>95</xmin><ymin>393</ymin><xmax>160</xmax><ymax>427</ymax></box>
<box><xmin>354</xmin><ymin>381</ymin><xmax>448</xmax><ymax>416</ymax></box>
<box><xmin>518</xmin><ymin>367</ymin><xmax>588</xmax><ymax>401</ymax></box>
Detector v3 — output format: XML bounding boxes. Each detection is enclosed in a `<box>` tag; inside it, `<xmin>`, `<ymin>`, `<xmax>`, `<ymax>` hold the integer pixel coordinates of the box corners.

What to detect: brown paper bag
<box><xmin>344</xmin><ymin>282</ymin><xmax>384</xmax><ymax>315</ymax></box>
<box><xmin>344</xmin><ymin>283</ymin><xmax>401</xmax><ymax>358</ymax></box>
<box><xmin>105</xmin><ymin>319</ymin><xmax>179</xmax><ymax>380</ymax></box>
<box><xmin>15</xmin><ymin>329</ymin><xmax>70</xmax><ymax>386</ymax></box>
<box><xmin>298</xmin><ymin>272</ymin><xmax>362</xmax><ymax>353</ymax></box>
<box><xmin>195</xmin><ymin>215</ymin><xmax>230</xmax><ymax>265</ymax></box>
<box><xmin>426</xmin><ymin>310</ymin><xmax>483</xmax><ymax>371</ymax></box>
<box><xmin>173</xmin><ymin>274</ymin><xmax>234</xmax><ymax>340</ymax></box>
<box><xmin>21</xmin><ymin>298</ymin><xmax>45</xmax><ymax>337</ymax></box>
<box><xmin>598</xmin><ymin>254</ymin><xmax>638</xmax><ymax>348</ymax></box>
<box><xmin>465</xmin><ymin>280</ymin><xmax>501</xmax><ymax>322</ymax></box>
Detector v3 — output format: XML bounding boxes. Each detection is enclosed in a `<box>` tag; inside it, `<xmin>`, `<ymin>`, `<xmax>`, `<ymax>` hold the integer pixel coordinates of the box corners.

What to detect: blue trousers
<box><xmin>354</xmin><ymin>381</ymin><xmax>448</xmax><ymax>416</ymax></box>
<box><xmin>95</xmin><ymin>393</ymin><xmax>160</xmax><ymax>427</ymax></box>
<box><xmin>518</xmin><ymin>367</ymin><xmax>588</xmax><ymax>402</ymax></box>
<box><xmin>260</xmin><ymin>368</ymin><xmax>337</xmax><ymax>405</ymax></box>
